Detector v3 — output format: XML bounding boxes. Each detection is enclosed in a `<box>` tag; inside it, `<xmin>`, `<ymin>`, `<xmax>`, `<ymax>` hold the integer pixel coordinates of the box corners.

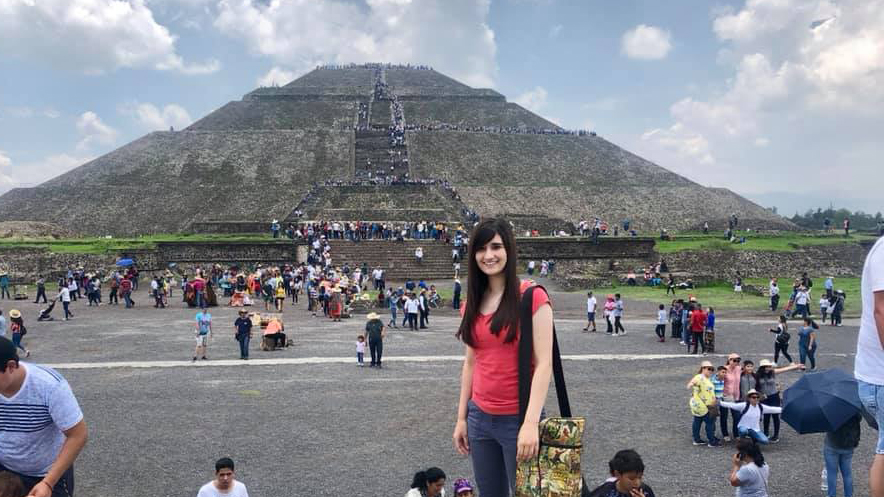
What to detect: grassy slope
<box><xmin>599</xmin><ymin>277</ymin><xmax>861</xmax><ymax>316</ymax></box>
<box><xmin>0</xmin><ymin>233</ymin><xmax>277</xmax><ymax>254</ymax></box>
<box><xmin>656</xmin><ymin>233</ymin><xmax>875</xmax><ymax>253</ymax></box>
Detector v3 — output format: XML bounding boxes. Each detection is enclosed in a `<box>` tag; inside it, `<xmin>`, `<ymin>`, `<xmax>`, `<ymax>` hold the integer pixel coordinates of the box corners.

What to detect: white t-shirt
<box><xmin>0</xmin><ymin>363</ymin><xmax>84</xmax><ymax>476</ymax></box>
<box><xmin>586</xmin><ymin>296</ymin><xmax>597</xmax><ymax>313</ymax></box>
<box><xmin>720</xmin><ymin>401</ymin><xmax>782</xmax><ymax>432</ymax></box>
<box><xmin>58</xmin><ymin>287</ymin><xmax>71</xmax><ymax>302</ymax></box>
<box><xmin>856</xmin><ymin>236</ymin><xmax>884</xmax><ymax>385</ymax></box>
<box><xmin>657</xmin><ymin>309</ymin><xmax>667</xmax><ymax>325</ymax></box>
<box><xmin>405</xmin><ymin>298</ymin><xmax>420</xmax><ymax>313</ymax></box>
<box><xmin>795</xmin><ymin>291</ymin><xmax>809</xmax><ymax>305</ymax></box>
<box><xmin>197</xmin><ymin>480</ymin><xmax>249</xmax><ymax>497</ymax></box>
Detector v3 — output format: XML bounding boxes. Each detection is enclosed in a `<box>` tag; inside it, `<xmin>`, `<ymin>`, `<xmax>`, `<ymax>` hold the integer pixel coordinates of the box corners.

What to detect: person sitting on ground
<box><xmin>197</xmin><ymin>457</ymin><xmax>249</xmax><ymax>497</ymax></box>
<box><xmin>405</xmin><ymin>467</ymin><xmax>446</xmax><ymax>497</ymax></box>
<box><xmin>626</xmin><ymin>270</ymin><xmax>636</xmax><ymax>286</ymax></box>
<box><xmin>729</xmin><ymin>438</ymin><xmax>770</xmax><ymax>496</ymax></box>
<box><xmin>587</xmin><ymin>449</ymin><xmax>656</xmax><ymax>497</ymax></box>
<box><xmin>262</xmin><ymin>316</ymin><xmax>287</xmax><ymax>349</ymax></box>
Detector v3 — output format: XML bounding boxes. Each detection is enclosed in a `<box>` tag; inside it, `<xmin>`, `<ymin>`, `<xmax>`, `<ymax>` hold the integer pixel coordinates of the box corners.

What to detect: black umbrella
<box><xmin>782</xmin><ymin>368</ymin><xmax>878</xmax><ymax>434</ymax></box>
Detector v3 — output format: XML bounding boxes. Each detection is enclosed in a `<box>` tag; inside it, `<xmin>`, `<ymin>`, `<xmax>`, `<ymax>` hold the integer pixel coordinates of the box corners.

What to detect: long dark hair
<box><xmin>410</xmin><ymin>467</ymin><xmax>446</xmax><ymax>490</ymax></box>
<box><xmin>735</xmin><ymin>438</ymin><xmax>766</xmax><ymax>467</ymax></box>
<box><xmin>456</xmin><ymin>218</ymin><xmax>521</xmax><ymax>346</ymax></box>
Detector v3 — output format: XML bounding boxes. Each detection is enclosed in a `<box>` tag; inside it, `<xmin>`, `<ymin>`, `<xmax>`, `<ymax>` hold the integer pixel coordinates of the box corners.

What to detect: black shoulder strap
<box><xmin>519</xmin><ymin>285</ymin><xmax>571</xmax><ymax>426</ymax></box>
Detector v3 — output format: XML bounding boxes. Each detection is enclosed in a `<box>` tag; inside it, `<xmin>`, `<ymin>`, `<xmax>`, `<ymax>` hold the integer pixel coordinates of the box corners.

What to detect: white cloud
<box><xmin>76</xmin><ymin>111</ymin><xmax>118</xmax><ymax>151</ymax></box>
<box><xmin>0</xmin><ymin>0</ymin><xmax>220</xmax><ymax>75</ymax></box>
<box><xmin>1</xmin><ymin>107</ymin><xmax>61</xmax><ymax>119</ymax></box>
<box><xmin>549</xmin><ymin>24</ymin><xmax>563</xmax><ymax>39</ymax></box>
<box><xmin>642</xmin><ymin>123</ymin><xmax>715</xmax><ymax>165</ymax></box>
<box><xmin>0</xmin><ymin>151</ymin><xmax>14</xmax><ymax>189</ymax></box>
<box><xmin>513</xmin><ymin>86</ymin><xmax>548</xmax><ymax>112</ymax></box>
<box><xmin>0</xmin><ymin>152</ymin><xmax>92</xmax><ymax>192</ymax></box>
<box><xmin>638</xmin><ymin>0</ymin><xmax>884</xmax><ymax>198</ymax></box>
<box><xmin>213</xmin><ymin>0</ymin><xmax>497</xmax><ymax>88</ymax></box>
<box><xmin>621</xmin><ymin>24</ymin><xmax>672</xmax><ymax>60</ymax></box>
<box><xmin>257</xmin><ymin>67</ymin><xmax>296</xmax><ymax>87</ymax></box>
<box><xmin>123</xmin><ymin>103</ymin><xmax>193</xmax><ymax>131</ymax></box>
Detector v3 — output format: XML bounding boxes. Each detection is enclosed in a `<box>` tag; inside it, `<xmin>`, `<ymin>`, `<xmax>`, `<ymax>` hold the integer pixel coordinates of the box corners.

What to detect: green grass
<box><xmin>0</xmin><ymin>233</ymin><xmax>281</xmax><ymax>254</ymax></box>
<box><xmin>656</xmin><ymin>233</ymin><xmax>875</xmax><ymax>253</ymax></box>
<box><xmin>594</xmin><ymin>277</ymin><xmax>861</xmax><ymax>316</ymax></box>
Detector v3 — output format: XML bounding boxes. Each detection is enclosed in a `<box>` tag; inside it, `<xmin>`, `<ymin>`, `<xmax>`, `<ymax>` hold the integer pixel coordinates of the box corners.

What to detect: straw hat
<box><xmin>8</xmin><ymin>309</ymin><xmax>21</xmax><ymax>319</ymax></box>
<box><xmin>759</xmin><ymin>359</ymin><xmax>774</xmax><ymax>367</ymax></box>
<box><xmin>746</xmin><ymin>389</ymin><xmax>761</xmax><ymax>397</ymax></box>
<box><xmin>366</xmin><ymin>312</ymin><xmax>379</xmax><ymax>320</ymax></box>
<box><xmin>700</xmin><ymin>360</ymin><xmax>714</xmax><ymax>369</ymax></box>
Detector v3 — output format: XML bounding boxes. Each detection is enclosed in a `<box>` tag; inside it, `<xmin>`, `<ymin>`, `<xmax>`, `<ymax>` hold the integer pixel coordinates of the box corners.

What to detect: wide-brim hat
<box><xmin>759</xmin><ymin>359</ymin><xmax>774</xmax><ymax>367</ymax></box>
<box><xmin>366</xmin><ymin>312</ymin><xmax>379</xmax><ymax>320</ymax></box>
<box><xmin>9</xmin><ymin>309</ymin><xmax>21</xmax><ymax>318</ymax></box>
<box><xmin>700</xmin><ymin>360</ymin><xmax>714</xmax><ymax>369</ymax></box>
<box><xmin>746</xmin><ymin>389</ymin><xmax>761</xmax><ymax>397</ymax></box>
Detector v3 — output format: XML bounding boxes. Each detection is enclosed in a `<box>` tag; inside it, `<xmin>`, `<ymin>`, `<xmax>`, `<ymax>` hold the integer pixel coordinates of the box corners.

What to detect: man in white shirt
<box><xmin>583</xmin><ymin>292</ymin><xmax>597</xmax><ymax>332</ymax></box>
<box><xmin>856</xmin><ymin>235</ymin><xmax>884</xmax><ymax>497</ymax></box>
<box><xmin>405</xmin><ymin>294</ymin><xmax>420</xmax><ymax>331</ymax></box>
<box><xmin>769</xmin><ymin>279</ymin><xmax>780</xmax><ymax>311</ymax></box>
<box><xmin>197</xmin><ymin>458</ymin><xmax>249</xmax><ymax>497</ymax></box>
<box><xmin>720</xmin><ymin>389</ymin><xmax>782</xmax><ymax>445</ymax></box>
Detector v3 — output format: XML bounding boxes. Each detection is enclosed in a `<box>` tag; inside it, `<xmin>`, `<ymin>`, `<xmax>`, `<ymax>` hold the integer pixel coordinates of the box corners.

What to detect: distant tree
<box><xmin>789</xmin><ymin>207</ymin><xmax>883</xmax><ymax>230</ymax></box>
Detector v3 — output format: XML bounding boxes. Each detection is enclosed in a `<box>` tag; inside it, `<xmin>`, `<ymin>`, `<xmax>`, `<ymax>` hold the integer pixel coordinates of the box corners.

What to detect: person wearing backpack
<box><xmin>770</xmin><ymin>315</ymin><xmax>793</xmax><ymax>364</ymax></box>
<box><xmin>451</xmin><ymin>218</ymin><xmax>553</xmax><ymax>496</ymax></box>
<box><xmin>720</xmin><ymin>389</ymin><xmax>781</xmax><ymax>444</ymax></box>
<box><xmin>822</xmin><ymin>414</ymin><xmax>860</xmax><ymax>497</ymax></box>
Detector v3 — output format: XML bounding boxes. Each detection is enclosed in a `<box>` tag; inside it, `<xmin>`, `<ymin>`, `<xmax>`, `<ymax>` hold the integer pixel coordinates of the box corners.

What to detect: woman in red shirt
<box><xmin>452</xmin><ymin>218</ymin><xmax>554</xmax><ymax>496</ymax></box>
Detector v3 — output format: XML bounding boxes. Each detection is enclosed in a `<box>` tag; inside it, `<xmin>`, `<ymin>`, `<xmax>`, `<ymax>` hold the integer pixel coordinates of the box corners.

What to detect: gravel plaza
<box><xmin>1</xmin><ymin>284</ymin><xmax>874</xmax><ymax>497</ymax></box>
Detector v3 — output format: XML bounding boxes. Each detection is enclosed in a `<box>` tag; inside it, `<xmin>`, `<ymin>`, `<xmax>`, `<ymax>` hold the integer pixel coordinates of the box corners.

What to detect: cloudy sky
<box><xmin>1</xmin><ymin>0</ymin><xmax>882</xmax><ymax>216</ymax></box>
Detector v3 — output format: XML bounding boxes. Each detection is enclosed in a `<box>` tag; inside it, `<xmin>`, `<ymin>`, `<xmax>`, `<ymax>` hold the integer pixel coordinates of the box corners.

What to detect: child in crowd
<box><xmin>712</xmin><ymin>366</ymin><xmax>726</xmax><ymax>438</ymax></box>
<box><xmin>655</xmin><ymin>304</ymin><xmax>666</xmax><ymax>342</ymax></box>
<box><xmin>453</xmin><ymin>478</ymin><xmax>474</xmax><ymax>497</ymax></box>
<box><xmin>820</xmin><ymin>295</ymin><xmax>830</xmax><ymax>322</ymax></box>
<box><xmin>740</xmin><ymin>360</ymin><xmax>758</xmax><ymax>401</ymax></box>
<box><xmin>356</xmin><ymin>335</ymin><xmax>365</xmax><ymax>367</ymax></box>
<box><xmin>587</xmin><ymin>449</ymin><xmax>656</xmax><ymax>497</ymax></box>
<box><xmin>706</xmin><ymin>307</ymin><xmax>716</xmax><ymax>333</ymax></box>
<box><xmin>0</xmin><ymin>471</ymin><xmax>25</xmax><ymax>497</ymax></box>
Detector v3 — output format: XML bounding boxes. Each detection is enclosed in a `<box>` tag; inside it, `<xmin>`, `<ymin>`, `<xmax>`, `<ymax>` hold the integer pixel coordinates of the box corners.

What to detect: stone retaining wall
<box><xmin>661</xmin><ymin>243</ymin><xmax>871</xmax><ymax>279</ymax></box>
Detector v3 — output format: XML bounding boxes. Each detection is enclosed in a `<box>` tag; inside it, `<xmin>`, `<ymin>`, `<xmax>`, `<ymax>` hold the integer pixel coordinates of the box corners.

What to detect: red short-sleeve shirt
<box><xmin>465</xmin><ymin>280</ymin><xmax>551</xmax><ymax>415</ymax></box>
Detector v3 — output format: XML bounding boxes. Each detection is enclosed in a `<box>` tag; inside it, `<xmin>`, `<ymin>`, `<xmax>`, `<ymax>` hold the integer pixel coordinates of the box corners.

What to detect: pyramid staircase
<box><xmin>326</xmin><ymin>239</ymin><xmax>460</xmax><ymax>281</ymax></box>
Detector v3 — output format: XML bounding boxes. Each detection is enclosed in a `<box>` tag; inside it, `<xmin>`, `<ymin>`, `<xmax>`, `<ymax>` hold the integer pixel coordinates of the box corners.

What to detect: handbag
<box><xmin>515</xmin><ymin>285</ymin><xmax>587</xmax><ymax>497</ymax></box>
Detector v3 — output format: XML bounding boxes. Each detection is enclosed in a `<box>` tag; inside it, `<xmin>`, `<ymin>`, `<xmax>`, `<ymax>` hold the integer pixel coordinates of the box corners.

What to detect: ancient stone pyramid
<box><xmin>0</xmin><ymin>64</ymin><xmax>789</xmax><ymax>235</ymax></box>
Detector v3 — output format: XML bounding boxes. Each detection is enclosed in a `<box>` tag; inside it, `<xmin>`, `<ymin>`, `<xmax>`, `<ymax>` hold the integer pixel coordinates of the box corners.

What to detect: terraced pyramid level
<box><xmin>0</xmin><ymin>64</ymin><xmax>792</xmax><ymax>235</ymax></box>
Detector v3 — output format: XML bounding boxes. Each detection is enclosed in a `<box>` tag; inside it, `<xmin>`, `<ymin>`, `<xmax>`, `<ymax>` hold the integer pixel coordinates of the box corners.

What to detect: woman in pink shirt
<box><xmin>452</xmin><ymin>218</ymin><xmax>553</xmax><ymax>496</ymax></box>
<box><xmin>721</xmin><ymin>352</ymin><xmax>743</xmax><ymax>441</ymax></box>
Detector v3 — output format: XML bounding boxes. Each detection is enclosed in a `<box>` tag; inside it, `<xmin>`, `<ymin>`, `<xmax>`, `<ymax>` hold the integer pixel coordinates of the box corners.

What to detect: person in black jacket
<box><xmin>587</xmin><ymin>449</ymin><xmax>655</xmax><ymax>497</ymax></box>
<box><xmin>823</xmin><ymin>414</ymin><xmax>860</xmax><ymax>497</ymax></box>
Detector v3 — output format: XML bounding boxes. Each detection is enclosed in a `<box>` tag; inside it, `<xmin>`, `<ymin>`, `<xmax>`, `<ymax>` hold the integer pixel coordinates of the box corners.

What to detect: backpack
<box><xmin>777</xmin><ymin>330</ymin><xmax>791</xmax><ymax>344</ymax></box>
<box><xmin>742</xmin><ymin>402</ymin><xmax>763</xmax><ymax>417</ymax></box>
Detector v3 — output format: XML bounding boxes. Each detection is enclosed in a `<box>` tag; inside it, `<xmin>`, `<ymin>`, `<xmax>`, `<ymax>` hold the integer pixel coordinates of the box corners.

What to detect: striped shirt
<box><xmin>711</xmin><ymin>377</ymin><xmax>725</xmax><ymax>399</ymax></box>
<box><xmin>0</xmin><ymin>363</ymin><xmax>83</xmax><ymax>476</ymax></box>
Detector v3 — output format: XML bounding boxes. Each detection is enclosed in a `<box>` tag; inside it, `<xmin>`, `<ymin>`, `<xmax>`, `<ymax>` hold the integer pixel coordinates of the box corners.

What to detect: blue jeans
<box><xmin>738</xmin><ymin>426</ymin><xmax>769</xmax><ymax>444</ymax></box>
<box><xmin>692</xmin><ymin>413</ymin><xmax>716</xmax><ymax>443</ymax></box>
<box><xmin>799</xmin><ymin>344</ymin><xmax>817</xmax><ymax>369</ymax></box>
<box><xmin>467</xmin><ymin>400</ymin><xmax>519</xmax><ymax>497</ymax></box>
<box><xmin>823</xmin><ymin>444</ymin><xmax>854</xmax><ymax>497</ymax></box>
<box><xmin>12</xmin><ymin>332</ymin><xmax>26</xmax><ymax>352</ymax></box>
<box><xmin>389</xmin><ymin>307</ymin><xmax>397</xmax><ymax>326</ymax></box>
<box><xmin>858</xmin><ymin>379</ymin><xmax>884</xmax><ymax>454</ymax></box>
<box><xmin>238</xmin><ymin>335</ymin><xmax>250</xmax><ymax>359</ymax></box>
